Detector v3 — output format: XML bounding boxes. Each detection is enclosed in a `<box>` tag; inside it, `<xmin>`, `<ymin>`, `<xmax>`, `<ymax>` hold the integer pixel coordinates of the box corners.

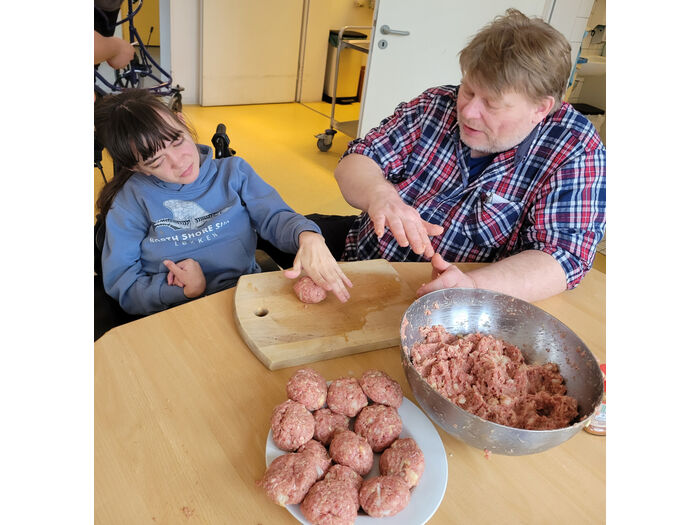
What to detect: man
<box><xmin>330</xmin><ymin>8</ymin><xmax>606</xmax><ymax>302</ymax></box>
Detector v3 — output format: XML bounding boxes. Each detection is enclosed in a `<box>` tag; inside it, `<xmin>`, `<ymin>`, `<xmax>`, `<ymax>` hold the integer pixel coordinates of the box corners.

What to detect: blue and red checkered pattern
<box><xmin>340</xmin><ymin>85</ymin><xmax>606</xmax><ymax>289</ymax></box>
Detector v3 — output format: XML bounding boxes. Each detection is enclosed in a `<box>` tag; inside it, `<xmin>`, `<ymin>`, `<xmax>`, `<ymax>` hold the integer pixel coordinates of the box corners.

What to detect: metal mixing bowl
<box><xmin>400</xmin><ymin>288</ymin><xmax>604</xmax><ymax>455</ymax></box>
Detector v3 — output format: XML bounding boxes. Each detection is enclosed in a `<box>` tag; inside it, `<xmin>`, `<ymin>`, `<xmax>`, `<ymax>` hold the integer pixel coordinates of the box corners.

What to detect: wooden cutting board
<box><xmin>233</xmin><ymin>259</ymin><xmax>417</xmax><ymax>370</ymax></box>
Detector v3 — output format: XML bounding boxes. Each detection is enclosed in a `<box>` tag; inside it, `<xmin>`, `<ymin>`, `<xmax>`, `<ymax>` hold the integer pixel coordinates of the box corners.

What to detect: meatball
<box><xmin>359</xmin><ymin>369</ymin><xmax>403</xmax><ymax>408</ymax></box>
<box><xmin>328</xmin><ymin>430</ymin><xmax>374</xmax><ymax>476</ymax></box>
<box><xmin>324</xmin><ymin>464</ymin><xmax>363</xmax><ymax>510</ymax></box>
<box><xmin>354</xmin><ymin>404</ymin><xmax>403</xmax><ymax>452</ymax></box>
<box><xmin>287</xmin><ymin>368</ymin><xmax>328</xmax><ymax>411</ymax></box>
<box><xmin>379</xmin><ymin>437</ymin><xmax>425</xmax><ymax>488</ymax></box>
<box><xmin>294</xmin><ymin>276</ymin><xmax>327</xmax><ymax>304</ymax></box>
<box><xmin>327</xmin><ymin>377</ymin><xmax>368</xmax><ymax>417</ymax></box>
<box><xmin>258</xmin><ymin>453</ymin><xmax>317</xmax><ymax>506</ymax></box>
<box><xmin>359</xmin><ymin>475</ymin><xmax>411</xmax><ymax>518</ymax></box>
<box><xmin>270</xmin><ymin>399</ymin><xmax>314</xmax><ymax>451</ymax></box>
<box><xmin>298</xmin><ymin>439</ymin><xmax>332</xmax><ymax>480</ymax></box>
<box><xmin>300</xmin><ymin>479</ymin><xmax>358</xmax><ymax>525</ymax></box>
<box><xmin>313</xmin><ymin>408</ymin><xmax>350</xmax><ymax>446</ymax></box>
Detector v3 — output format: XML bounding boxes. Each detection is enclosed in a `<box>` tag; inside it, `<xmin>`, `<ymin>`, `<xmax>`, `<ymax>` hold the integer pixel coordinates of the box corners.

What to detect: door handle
<box><xmin>379</xmin><ymin>25</ymin><xmax>410</xmax><ymax>36</ymax></box>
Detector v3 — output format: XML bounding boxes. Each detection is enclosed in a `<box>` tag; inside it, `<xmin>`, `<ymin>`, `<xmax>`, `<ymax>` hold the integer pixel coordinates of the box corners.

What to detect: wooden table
<box><xmin>95</xmin><ymin>263</ymin><xmax>605</xmax><ymax>524</ymax></box>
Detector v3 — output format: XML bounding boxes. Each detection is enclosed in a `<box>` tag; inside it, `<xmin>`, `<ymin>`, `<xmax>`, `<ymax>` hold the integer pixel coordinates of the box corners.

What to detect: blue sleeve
<box><xmin>233</xmin><ymin>158</ymin><xmax>321</xmax><ymax>253</ymax></box>
<box><xmin>101</xmin><ymin>200</ymin><xmax>187</xmax><ymax>315</ymax></box>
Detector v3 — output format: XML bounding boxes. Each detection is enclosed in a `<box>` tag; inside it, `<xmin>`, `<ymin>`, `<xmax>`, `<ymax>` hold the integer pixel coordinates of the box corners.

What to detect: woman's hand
<box><xmin>163</xmin><ymin>258</ymin><xmax>207</xmax><ymax>298</ymax></box>
<box><xmin>284</xmin><ymin>232</ymin><xmax>353</xmax><ymax>302</ymax></box>
<box><xmin>416</xmin><ymin>253</ymin><xmax>476</xmax><ymax>297</ymax></box>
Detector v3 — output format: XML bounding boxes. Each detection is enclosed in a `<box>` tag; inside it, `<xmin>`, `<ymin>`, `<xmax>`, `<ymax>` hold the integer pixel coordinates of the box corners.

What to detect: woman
<box><xmin>95</xmin><ymin>89</ymin><xmax>351</xmax><ymax>316</ymax></box>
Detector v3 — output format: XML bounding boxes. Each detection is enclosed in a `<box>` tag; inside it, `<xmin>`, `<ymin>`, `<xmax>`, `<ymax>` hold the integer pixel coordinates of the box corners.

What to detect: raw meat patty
<box><xmin>410</xmin><ymin>325</ymin><xmax>579</xmax><ymax>430</ymax></box>
<box><xmin>287</xmin><ymin>368</ymin><xmax>328</xmax><ymax>411</ymax></box>
<box><xmin>359</xmin><ymin>475</ymin><xmax>411</xmax><ymax>518</ymax></box>
<box><xmin>258</xmin><ymin>453</ymin><xmax>317</xmax><ymax>506</ymax></box>
<box><xmin>270</xmin><ymin>399</ymin><xmax>314</xmax><ymax>451</ymax></box>
<box><xmin>327</xmin><ymin>377</ymin><xmax>368</xmax><ymax>417</ymax></box>
<box><xmin>324</xmin><ymin>464</ymin><xmax>363</xmax><ymax>492</ymax></box>
<box><xmin>354</xmin><ymin>404</ymin><xmax>402</xmax><ymax>453</ymax></box>
<box><xmin>294</xmin><ymin>276</ymin><xmax>327</xmax><ymax>304</ymax></box>
<box><xmin>313</xmin><ymin>408</ymin><xmax>350</xmax><ymax>446</ymax></box>
<box><xmin>328</xmin><ymin>430</ymin><xmax>374</xmax><ymax>476</ymax></box>
<box><xmin>379</xmin><ymin>437</ymin><xmax>425</xmax><ymax>488</ymax></box>
<box><xmin>300</xmin><ymin>479</ymin><xmax>358</xmax><ymax>525</ymax></box>
<box><xmin>359</xmin><ymin>369</ymin><xmax>403</xmax><ymax>408</ymax></box>
<box><xmin>324</xmin><ymin>464</ymin><xmax>363</xmax><ymax>510</ymax></box>
<box><xmin>298</xmin><ymin>439</ymin><xmax>332</xmax><ymax>480</ymax></box>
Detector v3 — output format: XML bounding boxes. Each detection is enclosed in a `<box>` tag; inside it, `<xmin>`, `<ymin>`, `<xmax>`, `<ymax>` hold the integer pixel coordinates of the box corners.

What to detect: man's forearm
<box><xmin>466</xmin><ymin>250</ymin><xmax>567</xmax><ymax>302</ymax></box>
<box><xmin>334</xmin><ymin>154</ymin><xmax>394</xmax><ymax>211</ymax></box>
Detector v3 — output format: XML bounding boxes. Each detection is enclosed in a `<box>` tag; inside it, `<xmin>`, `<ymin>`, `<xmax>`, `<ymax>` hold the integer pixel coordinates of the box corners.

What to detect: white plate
<box><xmin>265</xmin><ymin>396</ymin><xmax>448</xmax><ymax>524</ymax></box>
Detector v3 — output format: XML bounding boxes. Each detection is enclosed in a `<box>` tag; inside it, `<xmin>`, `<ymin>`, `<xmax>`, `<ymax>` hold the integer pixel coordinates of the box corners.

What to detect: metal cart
<box><xmin>315</xmin><ymin>26</ymin><xmax>371</xmax><ymax>152</ymax></box>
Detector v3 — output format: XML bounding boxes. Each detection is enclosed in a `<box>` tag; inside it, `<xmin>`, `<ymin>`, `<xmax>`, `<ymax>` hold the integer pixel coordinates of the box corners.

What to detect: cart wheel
<box><xmin>317</xmin><ymin>137</ymin><xmax>332</xmax><ymax>152</ymax></box>
<box><xmin>315</xmin><ymin>129</ymin><xmax>337</xmax><ymax>152</ymax></box>
<box><xmin>169</xmin><ymin>93</ymin><xmax>183</xmax><ymax>112</ymax></box>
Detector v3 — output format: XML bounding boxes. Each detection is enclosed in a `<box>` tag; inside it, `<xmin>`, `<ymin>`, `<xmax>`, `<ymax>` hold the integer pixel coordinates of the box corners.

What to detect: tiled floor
<box><xmin>94</xmin><ymin>100</ymin><xmax>606</xmax><ymax>274</ymax></box>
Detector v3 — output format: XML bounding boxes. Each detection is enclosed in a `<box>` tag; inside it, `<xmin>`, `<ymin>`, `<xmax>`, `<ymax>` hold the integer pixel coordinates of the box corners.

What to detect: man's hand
<box><xmin>416</xmin><ymin>253</ymin><xmax>476</xmax><ymax>297</ymax></box>
<box><xmin>284</xmin><ymin>231</ymin><xmax>353</xmax><ymax>303</ymax></box>
<box><xmin>163</xmin><ymin>258</ymin><xmax>206</xmax><ymax>299</ymax></box>
<box><xmin>368</xmin><ymin>185</ymin><xmax>444</xmax><ymax>258</ymax></box>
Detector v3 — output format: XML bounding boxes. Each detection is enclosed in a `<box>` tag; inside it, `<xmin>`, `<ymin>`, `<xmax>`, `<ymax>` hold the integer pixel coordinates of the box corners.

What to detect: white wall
<box><xmin>300</xmin><ymin>0</ymin><xmax>374</xmax><ymax>102</ymax></box>
<box><xmin>168</xmin><ymin>0</ymin><xmax>200</xmax><ymax>104</ymax></box>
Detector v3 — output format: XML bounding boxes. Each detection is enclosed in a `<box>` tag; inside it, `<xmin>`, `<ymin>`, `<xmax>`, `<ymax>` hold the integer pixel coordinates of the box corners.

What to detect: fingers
<box><xmin>430</xmin><ymin>253</ymin><xmax>452</xmax><ymax>273</ymax></box>
<box><xmin>163</xmin><ymin>260</ymin><xmax>184</xmax><ymax>280</ymax></box>
<box><xmin>416</xmin><ymin>276</ymin><xmax>447</xmax><ymax>297</ymax></box>
<box><xmin>423</xmin><ymin>221</ymin><xmax>444</xmax><ymax>237</ymax></box>
<box><xmin>379</xmin><ymin>211</ymin><xmax>443</xmax><ymax>258</ymax></box>
<box><xmin>373</xmin><ymin>214</ymin><xmax>386</xmax><ymax>238</ymax></box>
<box><xmin>283</xmin><ymin>257</ymin><xmax>302</xmax><ymax>280</ymax></box>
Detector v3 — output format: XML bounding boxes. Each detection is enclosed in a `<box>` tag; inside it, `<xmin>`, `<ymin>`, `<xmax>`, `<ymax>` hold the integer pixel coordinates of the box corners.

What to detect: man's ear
<box><xmin>532</xmin><ymin>96</ymin><xmax>555</xmax><ymax>123</ymax></box>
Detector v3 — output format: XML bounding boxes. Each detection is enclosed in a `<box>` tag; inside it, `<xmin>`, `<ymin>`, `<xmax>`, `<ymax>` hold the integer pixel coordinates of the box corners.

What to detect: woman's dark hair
<box><xmin>94</xmin><ymin>89</ymin><xmax>197</xmax><ymax>216</ymax></box>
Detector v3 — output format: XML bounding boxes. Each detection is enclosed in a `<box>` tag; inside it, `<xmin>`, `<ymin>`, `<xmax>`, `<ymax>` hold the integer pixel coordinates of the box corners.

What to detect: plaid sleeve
<box><xmin>519</xmin><ymin>145</ymin><xmax>606</xmax><ymax>289</ymax></box>
<box><xmin>341</xmin><ymin>94</ymin><xmax>428</xmax><ymax>184</ymax></box>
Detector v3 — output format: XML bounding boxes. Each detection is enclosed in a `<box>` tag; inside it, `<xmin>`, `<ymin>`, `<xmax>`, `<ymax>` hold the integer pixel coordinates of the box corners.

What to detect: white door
<box><xmin>200</xmin><ymin>0</ymin><xmax>304</xmax><ymax>106</ymax></box>
<box><xmin>358</xmin><ymin>0</ymin><xmax>550</xmax><ymax>137</ymax></box>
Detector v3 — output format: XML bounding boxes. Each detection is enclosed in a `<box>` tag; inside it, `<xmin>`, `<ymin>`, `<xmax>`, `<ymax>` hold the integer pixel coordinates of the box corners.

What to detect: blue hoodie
<box><xmin>102</xmin><ymin>145</ymin><xmax>321</xmax><ymax>315</ymax></box>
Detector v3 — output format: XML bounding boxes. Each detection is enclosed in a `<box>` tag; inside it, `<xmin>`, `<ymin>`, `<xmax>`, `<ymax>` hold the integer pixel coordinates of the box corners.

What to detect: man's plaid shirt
<box><xmin>340</xmin><ymin>85</ymin><xmax>606</xmax><ymax>289</ymax></box>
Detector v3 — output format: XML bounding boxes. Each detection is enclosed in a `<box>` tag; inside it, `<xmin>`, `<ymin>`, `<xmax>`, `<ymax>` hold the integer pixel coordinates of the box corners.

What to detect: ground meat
<box><xmin>287</xmin><ymin>368</ymin><xmax>328</xmax><ymax>411</ymax></box>
<box><xmin>298</xmin><ymin>439</ymin><xmax>332</xmax><ymax>480</ymax></box>
<box><xmin>270</xmin><ymin>399</ymin><xmax>315</xmax><ymax>451</ymax></box>
<box><xmin>326</xmin><ymin>377</ymin><xmax>368</xmax><ymax>417</ymax></box>
<box><xmin>324</xmin><ymin>464</ymin><xmax>364</xmax><ymax>492</ymax></box>
<box><xmin>379</xmin><ymin>437</ymin><xmax>425</xmax><ymax>488</ymax></box>
<box><xmin>324</xmin><ymin>464</ymin><xmax>363</xmax><ymax>510</ymax></box>
<box><xmin>300</xmin><ymin>479</ymin><xmax>358</xmax><ymax>525</ymax></box>
<box><xmin>294</xmin><ymin>276</ymin><xmax>327</xmax><ymax>304</ymax></box>
<box><xmin>359</xmin><ymin>369</ymin><xmax>403</xmax><ymax>408</ymax></box>
<box><xmin>359</xmin><ymin>475</ymin><xmax>411</xmax><ymax>518</ymax></box>
<box><xmin>353</xmin><ymin>404</ymin><xmax>402</xmax><ymax>453</ymax></box>
<box><xmin>328</xmin><ymin>430</ymin><xmax>374</xmax><ymax>476</ymax></box>
<box><xmin>313</xmin><ymin>408</ymin><xmax>350</xmax><ymax>446</ymax></box>
<box><xmin>410</xmin><ymin>325</ymin><xmax>578</xmax><ymax>430</ymax></box>
<box><xmin>257</xmin><ymin>453</ymin><xmax>318</xmax><ymax>506</ymax></box>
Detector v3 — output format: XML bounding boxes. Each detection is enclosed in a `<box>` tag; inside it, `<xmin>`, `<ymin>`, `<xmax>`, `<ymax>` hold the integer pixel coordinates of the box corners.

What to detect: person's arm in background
<box><xmin>94</xmin><ymin>30</ymin><xmax>135</xmax><ymax>69</ymax></box>
<box><xmin>334</xmin><ymin>153</ymin><xmax>443</xmax><ymax>258</ymax></box>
